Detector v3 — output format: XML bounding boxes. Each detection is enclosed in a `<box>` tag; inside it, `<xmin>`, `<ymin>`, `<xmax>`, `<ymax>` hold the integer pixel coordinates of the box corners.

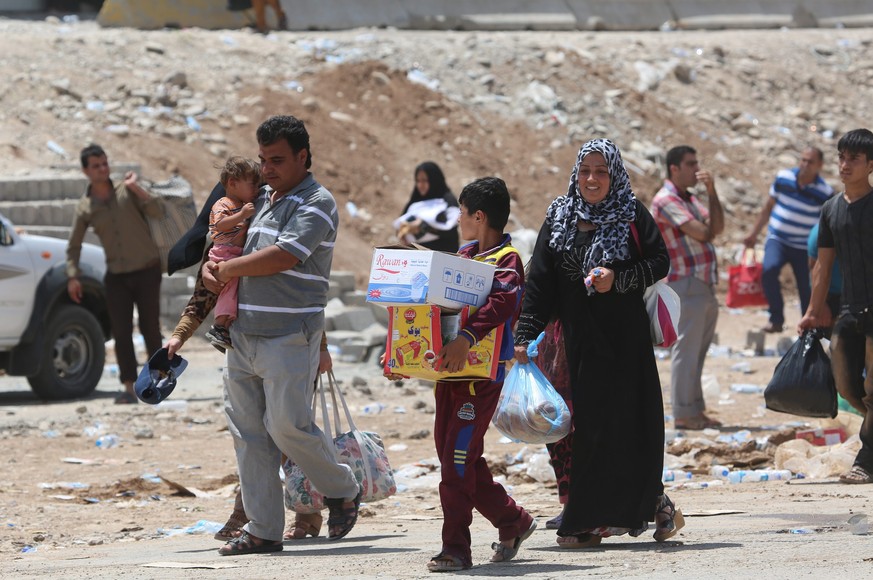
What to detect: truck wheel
<box><xmin>28</xmin><ymin>304</ymin><xmax>106</xmax><ymax>400</ymax></box>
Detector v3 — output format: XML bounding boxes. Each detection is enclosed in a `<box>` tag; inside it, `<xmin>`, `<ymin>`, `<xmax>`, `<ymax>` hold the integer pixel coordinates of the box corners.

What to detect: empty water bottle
<box><xmin>362</xmin><ymin>403</ymin><xmax>386</xmax><ymax>415</ymax></box>
<box><xmin>710</xmin><ymin>465</ymin><xmax>731</xmax><ymax>478</ymax></box>
<box><xmin>662</xmin><ymin>469</ymin><xmax>692</xmax><ymax>482</ymax></box>
<box><xmin>95</xmin><ymin>434</ymin><xmax>119</xmax><ymax>449</ymax></box>
<box><xmin>756</xmin><ymin>469</ymin><xmax>793</xmax><ymax>481</ymax></box>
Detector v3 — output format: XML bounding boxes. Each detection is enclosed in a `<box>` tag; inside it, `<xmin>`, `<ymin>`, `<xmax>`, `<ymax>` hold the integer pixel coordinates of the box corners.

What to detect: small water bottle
<box><xmin>710</xmin><ymin>465</ymin><xmax>731</xmax><ymax>479</ymax></box>
<box><xmin>95</xmin><ymin>434</ymin><xmax>119</xmax><ymax>449</ymax></box>
<box><xmin>758</xmin><ymin>469</ymin><xmax>792</xmax><ymax>481</ymax></box>
<box><xmin>362</xmin><ymin>403</ymin><xmax>386</xmax><ymax>415</ymax></box>
<box><xmin>727</xmin><ymin>470</ymin><xmax>748</xmax><ymax>484</ymax></box>
<box><xmin>662</xmin><ymin>469</ymin><xmax>691</xmax><ymax>482</ymax></box>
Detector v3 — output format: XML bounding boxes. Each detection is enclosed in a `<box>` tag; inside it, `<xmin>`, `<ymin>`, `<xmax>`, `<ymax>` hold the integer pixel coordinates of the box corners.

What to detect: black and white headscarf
<box><xmin>546</xmin><ymin>138</ymin><xmax>637</xmax><ymax>274</ymax></box>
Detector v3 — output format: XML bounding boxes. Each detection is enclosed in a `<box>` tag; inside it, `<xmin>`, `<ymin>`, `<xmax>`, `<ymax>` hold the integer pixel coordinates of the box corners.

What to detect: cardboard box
<box><xmin>367</xmin><ymin>247</ymin><xmax>494</xmax><ymax>310</ymax></box>
<box><xmin>795</xmin><ymin>427</ymin><xmax>846</xmax><ymax>446</ymax></box>
<box><xmin>383</xmin><ymin>305</ymin><xmax>503</xmax><ymax>382</ymax></box>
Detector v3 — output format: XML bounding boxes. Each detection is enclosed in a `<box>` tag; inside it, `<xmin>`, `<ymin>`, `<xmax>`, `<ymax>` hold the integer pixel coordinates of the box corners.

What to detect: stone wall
<box><xmin>96</xmin><ymin>0</ymin><xmax>873</xmax><ymax>31</ymax></box>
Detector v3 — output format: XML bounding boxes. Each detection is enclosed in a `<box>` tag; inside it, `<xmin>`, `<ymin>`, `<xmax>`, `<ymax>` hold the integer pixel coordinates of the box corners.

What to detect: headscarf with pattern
<box><xmin>546</xmin><ymin>138</ymin><xmax>637</xmax><ymax>274</ymax></box>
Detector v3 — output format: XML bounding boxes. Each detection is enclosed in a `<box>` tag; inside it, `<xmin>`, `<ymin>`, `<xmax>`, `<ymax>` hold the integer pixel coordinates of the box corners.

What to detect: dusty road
<box><xmin>3</xmin><ymin>306</ymin><xmax>872</xmax><ymax>578</ymax></box>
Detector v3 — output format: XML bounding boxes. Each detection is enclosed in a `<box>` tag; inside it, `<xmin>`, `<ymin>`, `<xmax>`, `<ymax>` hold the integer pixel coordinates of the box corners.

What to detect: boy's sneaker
<box><xmin>205</xmin><ymin>325</ymin><xmax>233</xmax><ymax>353</ymax></box>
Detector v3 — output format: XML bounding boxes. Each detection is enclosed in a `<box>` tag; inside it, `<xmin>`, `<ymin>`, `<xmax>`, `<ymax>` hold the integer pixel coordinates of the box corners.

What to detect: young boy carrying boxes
<box><xmin>386</xmin><ymin>177</ymin><xmax>536</xmax><ymax>572</ymax></box>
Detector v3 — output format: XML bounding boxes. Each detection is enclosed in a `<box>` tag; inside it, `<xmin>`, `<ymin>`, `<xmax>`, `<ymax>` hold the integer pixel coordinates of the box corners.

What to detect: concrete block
<box><xmin>338</xmin><ymin>341</ymin><xmax>368</xmax><ymax>363</ymax></box>
<box><xmin>277</xmin><ymin>0</ymin><xmax>409</xmax><ymax>30</ymax></box>
<box><xmin>403</xmin><ymin>0</ymin><xmax>575</xmax><ymax>30</ymax></box>
<box><xmin>367</xmin><ymin>302</ymin><xmax>390</xmax><ymax>327</ymax></box>
<box><xmin>161</xmin><ymin>273</ymin><xmax>195</xmax><ymax>295</ymax></box>
<box><xmin>341</xmin><ymin>289</ymin><xmax>368</xmax><ymax>307</ymax></box>
<box><xmin>358</xmin><ymin>322</ymin><xmax>388</xmax><ymax>347</ymax></box>
<box><xmin>327</xmin><ymin>279</ymin><xmax>342</xmax><ymax>302</ymax></box>
<box><xmin>332</xmin><ymin>307</ymin><xmax>378</xmax><ymax>332</ymax></box>
<box><xmin>326</xmin><ymin>330</ymin><xmax>360</xmax><ymax>347</ymax></box>
<box><xmin>566</xmin><ymin>0</ymin><xmax>674</xmax><ymax>30</ymax></box>
<box><xmin>670</xmin><ymin>0</ymin><xmax>795</xmax><ymax>29</ymax></box>
<box><xmin>161</xmin><ymin>294</ymin><xmax>192</xmax><ymax>321</ymax></box>
<box><xmin>331</xmin><ymin>270</ymin><xmax>357</xmax><ymax>294</ymax></box>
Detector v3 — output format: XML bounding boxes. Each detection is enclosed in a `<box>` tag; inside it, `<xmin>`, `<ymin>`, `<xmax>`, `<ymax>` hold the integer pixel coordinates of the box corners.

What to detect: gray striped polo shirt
<box><xmin>235</xmin><ymin>174</ymin><xmax>338</xmax><ymax>336</ymax></box>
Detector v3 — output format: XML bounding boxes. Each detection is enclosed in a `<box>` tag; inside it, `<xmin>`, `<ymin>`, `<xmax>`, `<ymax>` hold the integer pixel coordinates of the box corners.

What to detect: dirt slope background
<box><xmin>2</xmin><ymin>19</ymin><xmax>872</xmax><ymax>282</ymax></box>
<box><xmin>3</xmin><ymin>18</ymin><xmax>873</xmax><ymax>577</ymax></box>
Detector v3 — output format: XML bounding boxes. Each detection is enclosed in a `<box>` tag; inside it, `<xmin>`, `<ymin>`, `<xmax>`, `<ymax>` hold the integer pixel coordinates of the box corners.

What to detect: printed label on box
<box><xmin>367</xmin><ymin>247</ymin><xmax>494</xmax><ymax>309</ymax></box>
<box><xmin>384</xmin><ymin>305</ymin><xmax>502</xmax><ymax>382</ymax></box>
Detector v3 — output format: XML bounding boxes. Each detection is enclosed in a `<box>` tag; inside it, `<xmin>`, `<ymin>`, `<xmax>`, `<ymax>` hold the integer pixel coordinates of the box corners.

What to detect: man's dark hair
<box><xmin>665</xmin><ymin>145</ymin><xmax>696</xmax><ymax>179</ymax></box>
<box><xmin>837</xmin><ymin>128</ymin><xmax>873</xmax><ymax>161</ymax></box>
<box><xmin>256</xmin><ymin>115</ymin><xmax>311</xmax><ymax>169</ymax></box>
<box><xmin>805</xmin><ymin>146</ymin><xmax>824</xmax><ymax>163</ymax></box>
<box><xmin>458</xmin><ymin>177</ymin><xmax>511</xmax><ymax>231</ymax></box>
<box><xmin>80</xmin><ymin>143</ymin><xmax>106</xmax><ymax>168</ymax></box>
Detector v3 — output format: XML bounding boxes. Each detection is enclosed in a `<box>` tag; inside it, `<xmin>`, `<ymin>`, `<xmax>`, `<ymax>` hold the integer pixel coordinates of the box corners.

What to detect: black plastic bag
<box><xmin>764</xmin><ymin>330</ymin><xmax>837</xmax><ymax>418</ymax></box>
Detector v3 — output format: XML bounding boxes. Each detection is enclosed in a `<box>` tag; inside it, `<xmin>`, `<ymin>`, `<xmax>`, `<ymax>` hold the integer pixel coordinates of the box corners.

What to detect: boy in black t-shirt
<box><xmin>800</xmin><ymin>128</ymin><xmax>873</xmax><ymax>484</ymax></box>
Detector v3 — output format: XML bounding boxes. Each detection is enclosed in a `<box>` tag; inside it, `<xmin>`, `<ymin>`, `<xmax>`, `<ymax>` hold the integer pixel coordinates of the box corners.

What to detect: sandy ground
<box><xmin>2</xmin><ymin>303</ymin><xmax>872</xmax><ymax>579</ymax></box>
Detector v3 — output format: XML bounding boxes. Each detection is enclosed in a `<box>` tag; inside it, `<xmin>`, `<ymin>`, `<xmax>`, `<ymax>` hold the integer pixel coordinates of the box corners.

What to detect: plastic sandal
<box><xmin>545</xmin><ymin>508</ymin><xmax>564</xmax><ymax>530</ymax></box>
<box><xmin>215</xmin><ymin>492</ymin><xmax>249</xmax><ymax>541</ymax></box>
<box><xmin>491</xmin><ymin>518</ymin><xmax>537</xmax><ymax>562</ymax></box>
<box><xmin>839</xmin><ymin>465</ymin><xmax>873</xmax><ymax>484</ymax></box>
<box><xmin>284</xmin><ymin>512</ymin><xmax>322</xmax><ymax>540</ymax></box>
<box><xmin>217</xmin><ymin>531</ymin><xmax>282</xmax><ymax>556</ymax></box>
<box><xmin>556</xmin><ymin>533</ymin><xmax>602</xmax><ymax>549</ymax></box>
<box><xmin>653</xmin><ymin>495</ymin><xmax>685</xmax><ymax>542</ymax></box>
<box><xmin>325</xmin><ymin>489</ymin><xmax>361</xmax><ymax>540</ymax></box>
<box><xmin>426</xmin><ymin>552</ymin><xmax>471</xmax><ymax>572</ymax></box>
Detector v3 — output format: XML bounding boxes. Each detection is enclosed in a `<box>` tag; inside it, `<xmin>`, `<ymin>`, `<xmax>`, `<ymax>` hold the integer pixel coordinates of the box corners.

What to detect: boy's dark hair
<box><xmin>256</xmin><ymin>115</ymin><xmax>311</xmax><ymax>169</ymax></box>
<box><xmin>837</xmin><ymin>128</ymin><xmax>873</xmax><ymax>161</ymax></box>
<box><xmin>219</xmin><ymin>156</ymin><xmax>260</xmax><ymax>187</ymax></box>
<box><xmin>665</xmin><ymin>145</ymin><xmax>696</xmax><ymax>179</ymax></box>
<box><xmin>80</xmin><ymin>143</ymin><xmax>106</xmax><ymax>168</ymax></box>
<box><xmin>458</xmin><ymin>177</ymin><xmax>511</xmax><ymax>232</ymax></box>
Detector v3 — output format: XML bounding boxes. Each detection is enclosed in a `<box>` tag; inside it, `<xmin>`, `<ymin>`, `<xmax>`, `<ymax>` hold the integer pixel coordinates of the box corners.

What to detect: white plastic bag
<box><xmin>492</xmin><ymin>332</ymin><xmax>572</xmax><ymax>444</ymax></box>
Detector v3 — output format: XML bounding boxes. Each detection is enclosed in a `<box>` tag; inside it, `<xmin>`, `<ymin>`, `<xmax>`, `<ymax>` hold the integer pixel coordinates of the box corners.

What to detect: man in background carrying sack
<box><xmin>652</xmin><ymin>145</ymin><xmax>725</xmax><ymax>431</ymax></box>
<box><xmin>743</xmin><ymin>147</ymin><xmax>833</xmax><ymax>333</ymax></box>
<box><xmin>800</xmin><ymin>128</ymin><xmax>873</xmax><ymax>485</ymax></box>
<box><xmin>66</xmin><ymin>144</ymin><xmax>164</xmax><ymax>405</ymax></box>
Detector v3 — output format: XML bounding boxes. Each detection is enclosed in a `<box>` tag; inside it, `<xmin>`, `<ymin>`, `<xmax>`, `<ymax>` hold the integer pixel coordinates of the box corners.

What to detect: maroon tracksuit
<box><xmin>433</xmin><ymin>234</ymin><xmax>533</xmax><ymax>567</ymax></box>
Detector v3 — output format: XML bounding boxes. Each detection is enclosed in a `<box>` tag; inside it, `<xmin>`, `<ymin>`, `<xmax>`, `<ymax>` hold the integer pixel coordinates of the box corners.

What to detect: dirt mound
<box><xmin>2</xmin><ymin>20</ymin><xmax>872</xmax><ymax>284</ymax></box>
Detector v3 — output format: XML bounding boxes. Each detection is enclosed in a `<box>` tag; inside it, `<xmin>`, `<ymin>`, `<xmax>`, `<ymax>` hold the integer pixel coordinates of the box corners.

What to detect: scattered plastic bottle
<box><xmin>362</xmin><ymin>403</ymin><xmax>386</xmax><ymax>415</ymax></box>
<box><xmin>662</xmin><ymin>469</ymin><xmax>692</xmax><ymax>482</ymax></box>
<box><xmin>710</xmin><ymin>465</ymin><xmax>731</xmax><ymax>478</ymax></box>
<box><xmin>727</xmin><ymin>468</ymin><xmax>793</xmax><ymax>483</ymax></box>
<box><xmin>95</xmin><ymin>434</ymin><xmax>119</xmax><ymax>449</ymax></box>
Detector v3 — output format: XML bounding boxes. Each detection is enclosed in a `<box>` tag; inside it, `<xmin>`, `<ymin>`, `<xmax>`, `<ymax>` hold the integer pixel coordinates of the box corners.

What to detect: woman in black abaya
<box><xmin>514</xmin><ymin>139</ymin><xmax>683</xmax><ymax>547</ymax></box>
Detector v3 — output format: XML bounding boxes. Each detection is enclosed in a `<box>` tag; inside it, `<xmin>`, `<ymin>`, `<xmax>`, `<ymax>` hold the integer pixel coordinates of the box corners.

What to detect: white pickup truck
<box><xmin>0</xmin><ymin>211</ymin><xmax>110</xmax><ymax>400</ymax></box>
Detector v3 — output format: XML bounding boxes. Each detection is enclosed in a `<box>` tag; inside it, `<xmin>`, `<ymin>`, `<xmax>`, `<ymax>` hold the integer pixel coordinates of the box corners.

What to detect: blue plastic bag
<box><xmin>492</xmin><ymin>332</ymin><xmax>572</xmax><ymax>444</ymax></box>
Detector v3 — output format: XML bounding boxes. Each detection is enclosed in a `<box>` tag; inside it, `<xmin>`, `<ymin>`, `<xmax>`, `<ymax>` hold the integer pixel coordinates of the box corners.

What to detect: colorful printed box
<box><xmin>384</xmin><ymin>304</ymin><xmax>502</xmax><ymax>382</ymax></box>
<box><xmin>367</xmin><ymin>247</ymin><xmax>495</xmax><ymax>310</ymax></box>
<box><xmin>795</xmin><ymin>427</ymin><xmax>846</xmax><ymax>446</ymax></box>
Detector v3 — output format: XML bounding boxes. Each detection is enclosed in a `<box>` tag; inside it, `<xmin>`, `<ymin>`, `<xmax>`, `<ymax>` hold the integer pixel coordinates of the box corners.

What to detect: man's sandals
<box><xmin>840</xmin><ymin>465</ymin><xmax>873</xmax><ymax>484</ymax></box>
<box><xmin>324</xmin><ymin>488</ymin><xmax>362</xmax><ymax>541</ymax></box>
<box><xmin>218</xmin><ymin>531</ymin><xmax>282</xmax><ymax>556</ymax></box>
<box><xmin>214</xmin><ymin>492</ymin><xmax>249</xmax><ymax>541</ymax></box>
<box><xmin>427</xmin><ymin>552</ymin><xmax>471</xmax><ymax>572</ymax></box>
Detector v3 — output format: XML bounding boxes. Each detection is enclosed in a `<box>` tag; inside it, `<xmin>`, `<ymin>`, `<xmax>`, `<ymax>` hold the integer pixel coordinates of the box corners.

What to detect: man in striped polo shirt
<box><xmin>203</xmin><ymin>116</ymin><xmax>361</xmax><ymax>555</ymax></box>
<box><xmin>743</xmin><ymin>147</ymin><xmax>833</xmax><ymax>333</ymax></box>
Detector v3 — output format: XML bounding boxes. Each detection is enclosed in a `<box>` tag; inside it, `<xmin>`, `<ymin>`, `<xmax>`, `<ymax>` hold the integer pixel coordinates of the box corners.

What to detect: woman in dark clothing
<box><xmin>394</xmin><ymin>161</ymin><xmax>460</xmax><ymax>252</ymax></box>
<box><xmin>532</xmin><ymin>320</ymin><xmax>573</xmax><ymax>530</ymax></box>
<box><xmin>514</xmin><ymin>139</ymin><xmax>683</xmax><ymax>548</ymax></box>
